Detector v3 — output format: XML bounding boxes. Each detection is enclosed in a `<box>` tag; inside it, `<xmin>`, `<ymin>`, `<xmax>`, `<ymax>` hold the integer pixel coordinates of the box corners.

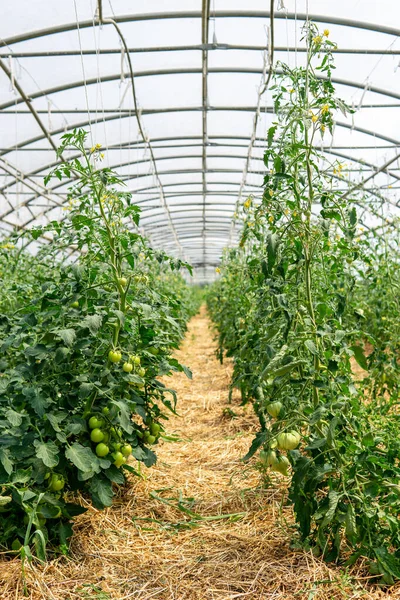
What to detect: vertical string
<box><xmin>73</xmin><ymin>0</ymin><xmax>93</xmax><ymax>147</ymax></box>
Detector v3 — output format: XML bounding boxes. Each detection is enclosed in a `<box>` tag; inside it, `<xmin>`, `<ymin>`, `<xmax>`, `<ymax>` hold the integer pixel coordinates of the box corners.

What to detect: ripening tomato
<box><xmin>271</xmin><ymin>455</ymin><xmax>290</xmax><ymax>475</ymax></box>
<box><xmin>277</xmin><ymin>431</ymin><xmax>301</xmax><ymax>450</ymax></box>
<box><xmin>266</xmin><ymin>401</ymin><xmax>283</xmax><ymax>418</ymax></box>
<box><xmin>109</xmin><ymin>350</ymin><xmax>122</xmax><ymax>363</ymax></box>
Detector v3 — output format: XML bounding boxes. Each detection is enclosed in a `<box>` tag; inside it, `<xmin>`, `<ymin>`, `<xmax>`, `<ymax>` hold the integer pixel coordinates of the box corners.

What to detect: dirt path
<box><xmin>0</xmin><ymin>307</ymin><xmax>396</xmax><ymax>599</ymax></box>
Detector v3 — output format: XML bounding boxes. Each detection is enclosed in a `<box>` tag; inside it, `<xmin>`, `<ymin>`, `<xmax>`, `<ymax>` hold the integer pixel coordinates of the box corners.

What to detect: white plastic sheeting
<box><xmin>1</xmin><ymin>1</ymin><xmax>400</xmax><ymax>282</ymax></box>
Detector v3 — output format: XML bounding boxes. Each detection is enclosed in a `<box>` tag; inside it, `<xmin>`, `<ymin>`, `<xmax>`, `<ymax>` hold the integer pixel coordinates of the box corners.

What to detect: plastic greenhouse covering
<box><xmin>1</xmin><ymin>0</ymin><xmax>400</xmax><ymax>283</ymax></box>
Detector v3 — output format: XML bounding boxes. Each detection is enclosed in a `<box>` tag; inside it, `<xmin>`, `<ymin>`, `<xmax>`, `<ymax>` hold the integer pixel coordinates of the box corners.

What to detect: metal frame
<box><xmin>2</xmin><ymin>8</ymin><xmax>400</xmax><ymax>276</ymax></box>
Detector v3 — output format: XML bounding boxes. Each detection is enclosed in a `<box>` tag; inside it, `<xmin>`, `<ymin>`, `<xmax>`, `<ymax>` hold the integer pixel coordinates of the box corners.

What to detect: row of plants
<box><xmin>207</xmin><ymin>25</ymin><xmax>400</xmax><ymax>584</ymax></box>
<box><xmin>0</xmin><ymin>130</ymin><xmax>200</xmax><ymax>561</ymax></box>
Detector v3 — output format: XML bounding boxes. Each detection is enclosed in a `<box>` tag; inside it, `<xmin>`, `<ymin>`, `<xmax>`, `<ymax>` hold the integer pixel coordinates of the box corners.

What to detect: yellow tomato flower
<box><xmin>269</xmin><ymin>189</ymin><xmax>274</xmax><ymax>197</ymax></box>
<box><xmin>268</xmin><ymin>216</ymin><xmax>274</xmax><ymax>224</ymax></box>
<box><xmin>323</xmin><ymin>29</ymin><xmax>330</xmax><ymax>37</ymax></box>
<box><xmin>311</xmin><ymin>115</ymin><xmax>318</xmax><ymax>123</ymax></box>
<box><xmin>215</xmin><ymin>267</ymin><xmax>221</xmax><ymax>274</ymax></box>
<box><xmin>95</xmin><ymin>143</ymin><xmax>102</xmax><ymax>149</ymax></box>
<box><xmin>313</xmin><ymin>36</ymin><xmax>323</xmax><ymax>45</ymax></box>
<box><xmin>243</xmin><ymin>197</ymin><xmax>252</xmax><ymax>209</ymax></box>
<box><xmin>321</xmin><ymin>124</ymin><xmax>326</xmax><ymax>132</ymax></box>
<box><xmin>321</xmin><ymin>104</ymin><xmax>330</xmax><ymax>115</ymax></box>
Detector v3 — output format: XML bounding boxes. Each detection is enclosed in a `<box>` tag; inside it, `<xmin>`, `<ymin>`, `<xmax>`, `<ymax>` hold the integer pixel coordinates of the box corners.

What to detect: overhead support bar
<box><xmin>3</xmin><ymin>45</ymin><xmax>400</xmax><ymax>58</ymax></box>
<box><xmin>2</xmin><ymin>12</ymin><xmax>400</xmax><ymax>49</ymax></box>
<box><xmin>2</xmin><ymin>67</ymin><xmax>400</xmax><ymax>113</ymax></box>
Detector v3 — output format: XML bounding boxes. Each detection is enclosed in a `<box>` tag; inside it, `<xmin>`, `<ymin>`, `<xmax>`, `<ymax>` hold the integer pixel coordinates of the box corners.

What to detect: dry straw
<box><xmin>0</xmin><ymin>307</ymin><xmax>398</xmax><ymax>599</ymax></box>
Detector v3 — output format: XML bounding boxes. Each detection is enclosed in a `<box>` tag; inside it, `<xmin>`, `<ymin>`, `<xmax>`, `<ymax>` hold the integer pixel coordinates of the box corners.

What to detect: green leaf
<box><xmin>80</xmin><ymin>314</ymin><xmax>102</xmax><ymax>335</ymax></box>
<box><xmin>105</xmin><ymin>465</ymin><xmax>125</xmax><ymax>485</ymax></box>
<box><xmin>65</xmin><ymin>443</ymin><xmax>100</xmax><ymax>474</ymax></box>
<box><xmin>0</xmin><ymin>448</ymin><xmax>13</xmax><ymax>475</ymax></box>
<box><xmin>304</xmin><ymin>340</ymin><xmax>318</xmax><ymax>355</ymax></box>
<box><xmin>321</xmin><ymin>490</ymin><xmax>341</xmax><ymax>527</ymax></box>
<box><xmin>25</xmin><ymin>345</ymin><xmax>48</xmax><ymax>359</ymax></box>
<box><xmin>90</xmin><ymin>475</ymin><xmax>114</xmax><ymax>508</ymax></box>
<box><xmin>112</xmin><ymin>400</ymin><xmax>133</xmax><ymax>434</ymax></box>
<box><xmin>54</xmin><ymin>328</ymin><xmax>76</xmax><ymax>347</ymax></box>
<box><xmin>33</xmin><ymin>440</ymin><xmax>59</xmax><ymax>468</ymax></box>
<box><xmin>374</xmin><ymin>546</ymin><xmax>400</xmax><ymax>579</ymax></box>
<box><xmin>5</xmin><ymin>409</ymin><xmax>23</xmax><ymax>427</ymax></box>
<box><xmin>79</xmin><ymin>382</ymin><xmax>94</xmax><ymax>399</ymax></box>
<box><xmin>22</xmin><ymin>387</ymin><xmax>51</xmax><ymax>417</ymax></box>
<box><xmin>345</xmin><ymin>503</ymin><xmax>357</xmax><ymax>540</ymax></box>
<box><xmin>242</xmin><ymin>431</ymin><xmax>268</xmax><ymax>462</ymax></box>
<box><xmin>55</xmin><ymin>347</ymin><xmax>70</xmax><ymax>363</ymax></box>
<box><xmin>350</xmin><ymin>345</ymin><xmax>368</xmax><ymax>371</ymax></box>
<box><xmin>267</xmin><ymin>233</ymin><xmax>279</xmax><ymax>273</ymax></box>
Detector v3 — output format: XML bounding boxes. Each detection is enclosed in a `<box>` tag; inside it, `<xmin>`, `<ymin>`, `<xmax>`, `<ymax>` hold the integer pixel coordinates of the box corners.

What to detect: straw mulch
<box><xmin>0</xmin><ymin>306</ymin><xmax>398</xmax><ymax>599</ymax></box>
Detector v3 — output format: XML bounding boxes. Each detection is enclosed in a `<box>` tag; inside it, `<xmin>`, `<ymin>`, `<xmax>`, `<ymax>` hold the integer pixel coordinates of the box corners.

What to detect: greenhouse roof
<box><xmin>1</xmin><ymin>0</ymin><xmax>400</xmax><ymax>282</ymax></box>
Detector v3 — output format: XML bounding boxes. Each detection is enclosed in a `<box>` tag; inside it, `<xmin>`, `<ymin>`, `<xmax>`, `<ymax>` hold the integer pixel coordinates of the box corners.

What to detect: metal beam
<box><xmin>3</xmin><ymin>45</ymin><xmax>400</xmax><ymax>58</ymax></box>
<box><xmin>201</xmin><ymin>0</ymin><xmax>211</xmax><ymax>278</ymax></box>
<box><xmin>2</xmin><ymin>67</ymin><xmax>400</xmax><ymax>113</ymax></box>
<box><xmin>2</xmin><ymin>12</ymin><xmax>400</xmax><ymax>49</ymax></box>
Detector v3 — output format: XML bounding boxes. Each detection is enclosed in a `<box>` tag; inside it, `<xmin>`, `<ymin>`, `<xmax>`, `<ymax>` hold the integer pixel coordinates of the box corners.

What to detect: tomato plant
<box><xmin>208</xmin><ymin>24</ymin><xmax>400</xmax><ymax>583</ymax></box>
<box><xmin>0</xmin><ymin>130</ymin><xmax>200</xmax><ymax>558</ymax></box>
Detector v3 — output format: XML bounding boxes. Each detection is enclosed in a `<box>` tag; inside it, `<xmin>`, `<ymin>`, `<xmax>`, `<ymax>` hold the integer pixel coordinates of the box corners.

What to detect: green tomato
<box><xmin>91</xmin><ymin>428</ymin><xmax>104</xmax><ymax>443</ymax></box>
<box><xmin>150</xmin><ymin>423</ymin><xmax>160</xmax><ymax>436</ymax></box>
<box><xmin>109</xmin><ymin>350</ymin><xmax>122</xmax><ymax>363</ymax></box>
<box><xmin>113</xmin><ymin>451</ymin><xmax>125</xmax><ymax>468</ymax></box>
<box><xmin>49</xmin><ymin>474</ymin><xmax>65</xmax><ymax>492</ymax></box>
<box><xmin>88</xmin><ymin>416</ymin><xmax>104</xmax><ymax>430</ymax></box>
<box><xmin>118</xmin><ymin>277</ymin><xmax>128</xmax><ymax>287</ymax></box>
<box><xmin>123</xmin><ymin>362</ymin><xmax>133</xmax><ymax>373</ymax></box>
<box><xmin>112</xmin><ymin>442</ymin><xmax>122</xmax><ymax>451</ymax></box>
<box><xmin>121</xmin><ymin>444</ymin><xmax>132</xmax><ymax>457</ymax></box>
<box><xmin>146</xmin><ymin>435</ymin><xmax>156</xmax><ymax>445</ymax></box>
<box><xmin>259</xmin><ymin>449</ymin><xmax>277</xmax><ymax>467</ymax></box>
<box><xmin>71</xmin><ymin>301</ymin><xmax>79</xmax><ymax>308</ymax></box>
<box><xmin>102</xmin><ymin>406</ymin><xmax>110</xmax><ymax>415</ymax></box>
<box><xmin>102</xmin><ymin>431</ymin><xmax>110</xmax><ymax>444</ymax></box>
<box><xmin>138</xmin><ymin>367</ymin><xmax>146</xmax><ymax>378</ymax></box>
<box><xmin>277</xmin><ymin>431</ymin><xmax>301</xmax><ymax>450</ymax></box>
<box><xmin>271</xmin><ymin>455</ymin><xmax>291</xmax><ymax>476</ymax></box>
<box><xmin>148</xmin><ymin>347</ymin><xmax>159</xmax><ymax>356</ymax></box>
<box><xmin>95</xmin><ymin>443</ymin><xmax>110</xmax><ymax>457</ymax></box>
<box><xmin>131</xmin><ymin>355</ymin><xmax>141</xmax><ymax>365</ymax></box>
<box><xmin>266</xmin><ymin>401</ymin><xmax>283</xmax><ymax>418</ymax></box>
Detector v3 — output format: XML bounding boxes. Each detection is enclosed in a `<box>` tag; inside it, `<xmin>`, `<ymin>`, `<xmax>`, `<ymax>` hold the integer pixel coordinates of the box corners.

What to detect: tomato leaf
<box><xmin>33</xmin><ymin>440</ymin><xmax>60</xmax><ymax>468</ymax></box>
<box><xmin>350</xmin><ymin>345</ymin><xmax>368</xmax><ymax>371</ymax></box>
<box><xmin>90</xmin><ymin>475</ymin><xmax>114</xmax><ymax>508</ymax></box>
<box><xmin>65</xmin><ymin>443</ymin><xmax>100</xmax><ymax>474</ymax></box>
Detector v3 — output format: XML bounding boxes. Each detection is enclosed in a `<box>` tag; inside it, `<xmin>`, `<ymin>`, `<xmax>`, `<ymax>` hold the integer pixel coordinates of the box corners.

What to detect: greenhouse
<box><xmin>1</xmin><ymin>1</ymin><xmax>400</xmax><ymax>598</ymax></box>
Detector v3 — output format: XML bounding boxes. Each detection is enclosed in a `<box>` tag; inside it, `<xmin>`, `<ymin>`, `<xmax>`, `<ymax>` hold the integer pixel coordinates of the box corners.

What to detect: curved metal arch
<box><xmin>2</xmin><ymin>122</ymin><xmax>398</xmax><ymax>225</ymax></box>
<box><xmin>2</xmin><ymin>67</ymin><xmax>400</xmax><ymax>116</ymax></box>
<box><xmin>2</xmin><ymin>11</ymin><xmax>400</xmax><ymax>49</ymax></box>
<box><xmin>2</xmin><ymin>111</ymin><xmax>399</xmax><ymax>205</ymax></box>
